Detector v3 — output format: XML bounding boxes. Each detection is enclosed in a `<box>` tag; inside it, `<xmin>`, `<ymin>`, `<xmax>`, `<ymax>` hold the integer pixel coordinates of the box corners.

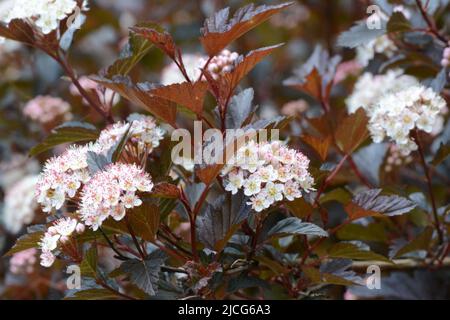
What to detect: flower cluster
<box><xmin>70</xmin><ymin>76</ymin><xmax>120</xmax><ymax>107</ymax></box>
<box><xmin>35</xmin><ymin>144</ymin><xmax>94</xmax><ymax>213</ymax></box>
<box><xmin>23</xmin><ymin>95</ymin><xmax>72</xmax><ymax>125</ymax></box>
<box><xmin>384</xmin><ymin>144</ymin><xmax>413</xmax><ymax>172</ymax></box>
<box><xmin>35</xmin><ymin>114</ymin><xmax>163</xmax><ymax>213</ymax></box>
<box><xmin>39</xmin><ymin>217</ymin><xmax>85</xmax><ymax>267</ymax></box>
<box><xmin>346</xmin><ymin>70</ymin><xmax>418</xmax><ymax>114</ymax></box>
<box><xmin>97</xmin><ymin>113</ymin><xmax>165</xmax><ymax>155</ymax></box>
<box><xmin>199</xmin><ymin>49</ymin><xmax>239</xmax><ymax>80</ymax></box>
<box><xmin>79</xmin><ymin>163</ymin><xmax>153</xmax><ymax>230</ymax></box>
<box><xmin>368</xmin><ymin>85</ymin><xmax>447</xmax><ymax>155</ymax></box>
<box><xmin>221</xmin><ymin>141</ymin><xmax>314</xmax><ymax>212</ymax></box>
<box><xmin>3</xmin><ymin>175</ymin><xmax>39</xmax><ymax>234</ymax></box>
<box><xmin>161</xmin><ymin>50</ymin><xmax>239</xmax><ymax>85</ymax></box>
<box><xmin>1</xmin><ymin>0</ymin><xmax>87</xmax><ymax>35</ymax></box>
<box><xmin>9</xmin><ymin>248</ymin><xmax>37</xmax><ymax>275</ymax></box>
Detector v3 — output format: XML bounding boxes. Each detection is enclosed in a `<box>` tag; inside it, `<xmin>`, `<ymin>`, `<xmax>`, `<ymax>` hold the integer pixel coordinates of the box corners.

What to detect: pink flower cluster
<box><xmin>222</xmin><ymin>141</ymin><xmax>315</xmax><ymax>212</ymax></box>
<box><xmin>441</xmin><ymin>44</ymin><xmax>450</xmax><ymax>68</ymax></box>
<box><xmin>39</xmin><ymin>217</ymin><xmax>85</xmax><ymax>267</ymax></box>
<box><xmin>35</xmin><ymin>144</ymin><xmax>94</xmax><ymax>213</ymax></box>
<box><xmin>79</xmin><ymin>163</ymin><xmax>154</xmax><ymax>231</ymax></box>
<box><xmin>35</xmin><ymin>114</ymin><xmax>163</xmax><ymax>213</ymax></box>
<box><xmin>9</xmin><ymin>248</ymin><xmax>37</xmax><ymax>274</ymax></box>
<box><xmin>200</xmin><ymin>49</ymin><xmax>239</xmax><ymax>80</ymax></box>
<box><xmin>23</xmin><ymin>95</ymin><xmax>72</xmax><ymax>124</ymax></box>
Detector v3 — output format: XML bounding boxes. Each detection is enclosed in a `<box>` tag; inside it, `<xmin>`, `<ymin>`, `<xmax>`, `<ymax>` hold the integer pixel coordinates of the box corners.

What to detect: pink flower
<box><xmin>9</xmin><ymin>248</ymin><xmax>37</xmax><ymax>274</ymax></box>
<box><xmin>23</xmin><ymin>95</ymin><xmax>72</xmax><ymax>124</ymax></box>
<box><xmin>79</xmin><ymin>163</ymin><xmax>153</xmax><ymax>230</ymax></box>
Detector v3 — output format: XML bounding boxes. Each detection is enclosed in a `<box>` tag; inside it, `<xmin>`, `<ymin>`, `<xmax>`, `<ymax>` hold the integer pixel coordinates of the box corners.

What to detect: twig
<box><xmin>415</xmin><ymin>0</ymin><xmax>448</xmax><ymax>44</ymax></box>
<box><xmin>413</xmin><ymin>130</ymin><xmax>444</xmax><ymax>244</ymax></box>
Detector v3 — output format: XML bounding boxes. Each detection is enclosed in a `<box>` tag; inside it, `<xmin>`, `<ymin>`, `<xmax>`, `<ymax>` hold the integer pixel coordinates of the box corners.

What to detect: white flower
<box><xmin>243</xmin><ymin>175</ymin><xmax>262</xmax><ymax>196</ymax></box>
<box><xmin>224</xmin><ymin>170</ymin><xmax>244</xmax><ymax>195</ymax></box>
<box><xmin>223</xmin><ymin>141</ymin><xmax>315</xmax><ymax>212</ymax></box>
<box><xmin>39</xmin><ymin>233</ymin><xmax>60</xmax><ymax>252</ymax></box>
<box><xmin>2</xmin><ymin>0</ymin><xmax>88</xmax><ymax>35</ymax></box>
<box><xmin>346</xmin><ymin>70</ymin><xmax>419</xmax><ymax>114</ymax></box>
<box><xmin>264</xmin><ymin>182</ymin><xmax>284</xmax><ymax>203</ymax></box>
<box><xmin>53</xmin><ymin>218</ymin><xmax>78</xmax><ymax>237</ymax></box>
<box><xmin>40</xmin><ymin>251</ymin><xmax>56</xmax><ymax>268</ymax></box>
<box><xmin>365</xmin><ymin>85</ymin><xmax>447</xmax><ymax>154</ymax></box>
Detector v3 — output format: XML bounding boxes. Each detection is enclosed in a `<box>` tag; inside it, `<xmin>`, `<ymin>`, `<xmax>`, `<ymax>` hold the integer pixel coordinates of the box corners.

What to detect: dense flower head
<box><xmin>3</xmin><ymin>175</ymin><xmax>39</xmax><ymax>234</ymax></box>
<box><xmin>9</xmin><ymin>248</ymin><xmax>37</xmax><ymax>274</ymax></box>
<box><xmin>35</xmin><ymin>144</ymin><xmax>94</xmax><ymax>213</ymax></box>
<box><xmin>97</xmin><ymin>113</ymin><xmax>165</xmax><ymax>155</ymax></box>
<box><xmin>221</xmin><ymin>141</ymin><xmax>315</xmax><ymax>212</ymax></box>
<box><xmin>39</xmin><ymin>217</ymin><xmax>84</xmax><ymax>267</ymax></box>
<box><xmin>2</xmin><ymin>0</ymin><xmax>88</xmax><ymax>35</ymax></box>
<box><xmin>35</xmin><ymin>114</ymin><xmax>163</xmax><ymax>213</ymax></box>
<box><xmin>199</xmin><ymin>49</ymin><xmax>239</xmax><ymax>80</ymax></box>
<box><xmin>23</xmin><ymin>95</ymin><xmax>72</xmax><ymax>124</ymax></box>
<box><xmin>368</xmin><ymin>85</ymin><xmax>447</xmax><ymax>155</ymax></box>
<box><xmin>79</xmin><ymin>163</ymin><xmax>153</xmax><ymax>230</ymax></box>
<box><xmin>346</xmin><ymin>70</ymin><xmax>418</xmax><ymax>114</ymax></box>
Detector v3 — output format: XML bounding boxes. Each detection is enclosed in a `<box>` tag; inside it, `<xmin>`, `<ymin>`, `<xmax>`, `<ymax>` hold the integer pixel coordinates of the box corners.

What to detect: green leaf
<box><xmin>387</xmin><ymin>12</ymin><xmax>411</xmax><ymax>33</ymax></box>
<box><xmin>65</xmin><ymin>288</ymin><xmax>121</xmax><ymax>300</ymax></box>
<box><xmin>29</xmin><ymin>121</ymin><xmax>99</xmax><ymax>157</ymax></box>
<box><xmin>268</xmin><ymin>217</ymin><xmax>328</xmax><ymax>237</ymax></box>
<box><xmin>328</xmin><ymin>243</ymin><xmax>391</xmax><ymax>263</ymax></box>
<box><xmin>106</xmin><ymin>22</ymin><xmax>155</xmax><ymax>77</ymax></box>
<box><xmin>319</xmin><ymin>188</ymin><xmax>352</xmax><ymax>204</ymax></box>
<box><xmin>337</xmin><ymin>223</ymin><xmax>387</xmax><ymax>242</ymax></box>
<box><xmin>120</xmin><ymin>249</ymin><xmax>166</xmax><ymax>296</ymax></box>
<box><xmin>394</xmin><ymin>227</ymin><xmax>433</xmax><ymax>258</ymax></box>
<box><xmin>80</xmin><ymin>245</ymin><xmax>98</xmax><ymax>278</ymax></box>
<box><xmin>337</xmin><ymin>21</ymin><xmax>386</xmax><ymax>48</ymax></box>
<box><xmin>4</xmin><ymin>232</ymin><xmax>43</xmax><ymax>256</ymax></box>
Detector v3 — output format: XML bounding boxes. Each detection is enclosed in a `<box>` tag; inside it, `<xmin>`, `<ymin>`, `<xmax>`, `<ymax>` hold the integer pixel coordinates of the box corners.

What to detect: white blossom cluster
<box><xmin>346</xmin><ymin>70</ymin><xmax>419</xmax><ymax>114</ymax></box>
<box><xmin>221</xmin><ymin>141</ymin><xmax>315</xmax><ymax>212</ymax></box>
<box><xmin>97</xmin><ymin>113</ymin><xmax>165</xmax><ymax>155</ymax></box>
<box><xmin>161</xmin><ymin>49</ymin><xmax>239</xmax><ymax>85</ymax></box>
<box><xmin>35</xmin><ymin>114</ymin><xmax>164</xmax><ymax>213</ymax></box>
<box><xmin>368</xmin><ymin>85</ymin><xmax>447</xmax><ymax>155</ymax></box>
<box><xmin>3</xmin><ymin>175</ymin><xmax>39</xmax><ymax>234</ymax></box>
<box><xmin>1</xmin><ymin>0</ymin><xmax>87</xmax><ymax>35</ymax></box>
<box><xmin>39</xmin><ymin>217</ymin><xmax>85</xmax><ymax>267</ymax></box>
<box><xmin>79</xmin><ymin>163</ymin><xmax>153</xmax><ymax>230</ymax></box>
